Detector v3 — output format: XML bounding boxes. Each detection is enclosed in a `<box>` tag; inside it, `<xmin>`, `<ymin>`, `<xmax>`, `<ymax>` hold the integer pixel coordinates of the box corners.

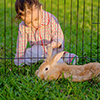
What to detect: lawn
<box><xmin>0</xmin><ymin>0</ymin><xmax>100</xmax><ymax>99</ymax></box>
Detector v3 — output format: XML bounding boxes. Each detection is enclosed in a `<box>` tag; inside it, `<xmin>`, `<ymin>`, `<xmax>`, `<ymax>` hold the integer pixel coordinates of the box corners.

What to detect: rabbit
<box><xmin>35</xmin><ymin>46</ymin><xmax>100</xmax><ymax>82</ymax></box>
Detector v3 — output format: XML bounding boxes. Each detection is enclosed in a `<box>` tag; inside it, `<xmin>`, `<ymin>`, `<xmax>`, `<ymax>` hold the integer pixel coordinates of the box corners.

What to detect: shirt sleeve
<box><xmin>51</xmin><ymin>15</ymin><xmax>64</xmax><ymax>47</ymax></box>
<box><xmin>14</xmin><ymin>23</ymin><xmax>28</xmax><ymax>66</ymax></box>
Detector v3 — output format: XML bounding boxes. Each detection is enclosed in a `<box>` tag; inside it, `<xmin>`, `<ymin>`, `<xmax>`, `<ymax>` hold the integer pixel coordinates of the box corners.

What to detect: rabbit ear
<box><xmin>46</xmin><ymin>45</ymin><xmax>53</xmax><ymax>62</ymax></box>
<box><xmin>51</xmin><ymin>51</ymin><xmax>65</xmax><ymax>65</ymax></box>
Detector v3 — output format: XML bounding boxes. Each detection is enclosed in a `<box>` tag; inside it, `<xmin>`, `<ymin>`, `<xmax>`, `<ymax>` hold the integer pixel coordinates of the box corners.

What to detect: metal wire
<box><xmin>69</xmin><ymin>0</ymin><xmax>72</xmax><ymax>64</ymax></box>
<box><xmin>57</xmin><ymin>0</ymin><xmax>59</xmax><ymax>53</ymax></box>
<box><xmin>97</xmin><ymin>0</ymin><xmax>99</xmax><ymax>61</ymax></box>
<box><xmin>76</xmin><ymin>0</ymin><xmax>79</xmax><ymax>64</ymax></box>
<box><xmin>82</xmin><ymin>0</ymin><xmax>85</xmax><ymax>64</ymax></box>
<box><xmin>90</xmin><ymin>0</ymin><xmax>93</xmax><ymax>61</ymax></box>
<box><xmin>2</xmin><ymin>0</ymin><xmax>100</xmax><ymax>73</ymax></box>
<box><xmin>4</xmin><ymin>0</ymin><xmax>6</xmax><ymax>73</ymax></box>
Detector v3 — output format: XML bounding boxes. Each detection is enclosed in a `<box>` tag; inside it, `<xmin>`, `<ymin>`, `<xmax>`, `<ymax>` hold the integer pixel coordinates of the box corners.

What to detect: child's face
<box><xmin>20</xmin><ymin>5</ymin><xmax>42</xmax><ymax>29</ymax></box>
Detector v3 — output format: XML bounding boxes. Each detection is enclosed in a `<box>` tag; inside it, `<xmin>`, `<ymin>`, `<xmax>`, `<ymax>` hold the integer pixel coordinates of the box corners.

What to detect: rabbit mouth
<box><xmin>38</xmin><ymin>74</ymin><xmax>44</xmax><ymax>79</ymax></box>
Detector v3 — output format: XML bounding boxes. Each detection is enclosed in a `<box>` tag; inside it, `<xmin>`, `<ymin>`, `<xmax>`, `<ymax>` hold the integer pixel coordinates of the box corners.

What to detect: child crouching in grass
<box><xmin>14</xmin><ymin>0</ymin><xmax>79</xmax><ymax>66</ymax></box>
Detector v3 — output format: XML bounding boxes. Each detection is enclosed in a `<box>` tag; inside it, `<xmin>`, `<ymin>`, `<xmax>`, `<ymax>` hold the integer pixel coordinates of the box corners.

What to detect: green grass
<box><xmin>0</xmin><ymin>0</ymin><xmax>100</xmax><ymax>99</ymax></box>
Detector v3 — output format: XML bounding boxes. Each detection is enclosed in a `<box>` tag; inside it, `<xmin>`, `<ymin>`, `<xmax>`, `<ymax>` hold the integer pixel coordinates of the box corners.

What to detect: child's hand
<box><xmin>47</xmin><ymin>42</ymin><xmax>55</xmax><ymax>47</ymax></box>
<box><xmin>47</xmin><ymin>41</ymin><xmax>61</xmax><ymax>49</ymax></box>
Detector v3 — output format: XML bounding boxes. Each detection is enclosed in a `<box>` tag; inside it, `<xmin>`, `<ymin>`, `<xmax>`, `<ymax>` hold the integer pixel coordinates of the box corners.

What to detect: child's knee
<box><xmin>25</xmin><ymin>45</ymin><xmax>43</xmax><ymax>57</ymax></box>
<box><xmin>24</xmin><ymin>45</ymin><xmax>44</xmax><ymax>65</ymax></box>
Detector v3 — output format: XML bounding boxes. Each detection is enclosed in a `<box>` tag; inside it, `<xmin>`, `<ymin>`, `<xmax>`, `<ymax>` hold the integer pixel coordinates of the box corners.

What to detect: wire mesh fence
<box><xmin>0</xmin><ymin>0</ymin><xmax>100</xmax><ymax>74</ymax></box>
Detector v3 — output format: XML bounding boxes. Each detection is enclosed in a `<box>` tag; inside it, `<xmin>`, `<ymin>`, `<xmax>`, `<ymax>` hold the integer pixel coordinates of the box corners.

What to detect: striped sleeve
<box><xmin>14</xmin><ymin>23</ymin><xmax>28</xmax><ymax>66</ymax></box>
<box><xmin>51</xmin><ymin>15</ymin><xmax>64</xmax><ymax>45</ymax></box>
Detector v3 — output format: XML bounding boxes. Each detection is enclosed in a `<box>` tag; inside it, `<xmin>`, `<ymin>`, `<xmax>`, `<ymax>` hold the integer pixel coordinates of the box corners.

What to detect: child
<box><xmin>14</xmin><ymin>0</ymin><xmax>79</xmax><ymax>66</ymax></box>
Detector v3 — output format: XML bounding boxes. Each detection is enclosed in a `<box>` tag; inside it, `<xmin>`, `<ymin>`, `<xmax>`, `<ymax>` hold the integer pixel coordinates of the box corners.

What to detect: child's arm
<box><xmin>48</xmin><ymin>15</ymin><xmax>64</xmax><ymax>49</ymax></box>
<box><xmin>14</xmin><ymin>23</ymin><xmax>28</xmax><ymax>66</ymax></box>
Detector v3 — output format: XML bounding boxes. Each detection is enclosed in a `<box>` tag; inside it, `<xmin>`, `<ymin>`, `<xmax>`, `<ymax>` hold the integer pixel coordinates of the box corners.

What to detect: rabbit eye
<box><xmin>45</xmin><ymin>68</ymin><xmax>48</xmax><ymax>71</ymax></box>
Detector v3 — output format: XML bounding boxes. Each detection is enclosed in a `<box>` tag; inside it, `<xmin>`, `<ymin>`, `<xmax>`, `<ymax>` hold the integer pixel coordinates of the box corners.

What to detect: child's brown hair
<box><xmin>15</xmin><ymin>0</ymin><xmax>42</xmax><ymax>19</ymax></box>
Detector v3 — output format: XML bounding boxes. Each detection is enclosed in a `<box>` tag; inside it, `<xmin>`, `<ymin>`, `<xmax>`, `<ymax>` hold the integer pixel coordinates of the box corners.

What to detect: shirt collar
<box><xmin>41</xmin><ymin>10</ymin><xmax>50</xmax><ymax>26</ymax></box>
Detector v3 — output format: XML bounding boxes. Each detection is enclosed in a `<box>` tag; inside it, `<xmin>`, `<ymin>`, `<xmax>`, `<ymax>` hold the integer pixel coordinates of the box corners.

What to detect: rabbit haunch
<box><xmin>35</xmin><ymin>46</ymin><xmax>100</xmax><ymax>82</ymax></box>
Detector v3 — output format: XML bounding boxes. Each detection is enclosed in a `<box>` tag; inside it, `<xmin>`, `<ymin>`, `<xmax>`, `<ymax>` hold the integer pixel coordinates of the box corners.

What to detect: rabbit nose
<box><xmin>38</xmin><ymin>74</ymin><xmax>44</xmax><ymax>79</ymax></box>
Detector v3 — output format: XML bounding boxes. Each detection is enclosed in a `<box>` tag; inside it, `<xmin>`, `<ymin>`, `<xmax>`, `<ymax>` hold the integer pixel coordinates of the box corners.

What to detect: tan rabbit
<box><xmin>35</xmin><ymin>46</ymin><xmax>100</xmax><ymax>82</ymax></box>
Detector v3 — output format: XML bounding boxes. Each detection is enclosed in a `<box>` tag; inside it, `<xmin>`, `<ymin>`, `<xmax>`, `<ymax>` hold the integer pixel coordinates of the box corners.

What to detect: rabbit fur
<box><xmin>35</xmin><ymin>46</ymin><xmax>100</xmax><ymax>82</ymax></box>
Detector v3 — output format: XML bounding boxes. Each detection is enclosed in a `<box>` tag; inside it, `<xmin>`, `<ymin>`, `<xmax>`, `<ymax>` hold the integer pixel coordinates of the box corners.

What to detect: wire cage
<box><xmin>0</xmin><ymin>0</ymin><xmax>100</xmax><ymax>74</ymax></box>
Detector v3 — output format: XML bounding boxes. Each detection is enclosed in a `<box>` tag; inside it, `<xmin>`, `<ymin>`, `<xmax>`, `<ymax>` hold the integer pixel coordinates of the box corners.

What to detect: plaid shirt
<box><xmin>14</xmin><ymin>10</ymin><xmax>64</xmax><ymax>65</ymax></box>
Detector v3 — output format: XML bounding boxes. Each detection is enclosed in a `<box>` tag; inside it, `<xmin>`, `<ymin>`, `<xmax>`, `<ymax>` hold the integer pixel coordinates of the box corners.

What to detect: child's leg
<box><xmin>63</xmin><ymin>51</ymin><xmax>79</xmax><ymax>65</ymax></box>
<box><xmin>24</xmin><ymin>45</ymin><xmax>44</xmax><ymax>65</ymax></box>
